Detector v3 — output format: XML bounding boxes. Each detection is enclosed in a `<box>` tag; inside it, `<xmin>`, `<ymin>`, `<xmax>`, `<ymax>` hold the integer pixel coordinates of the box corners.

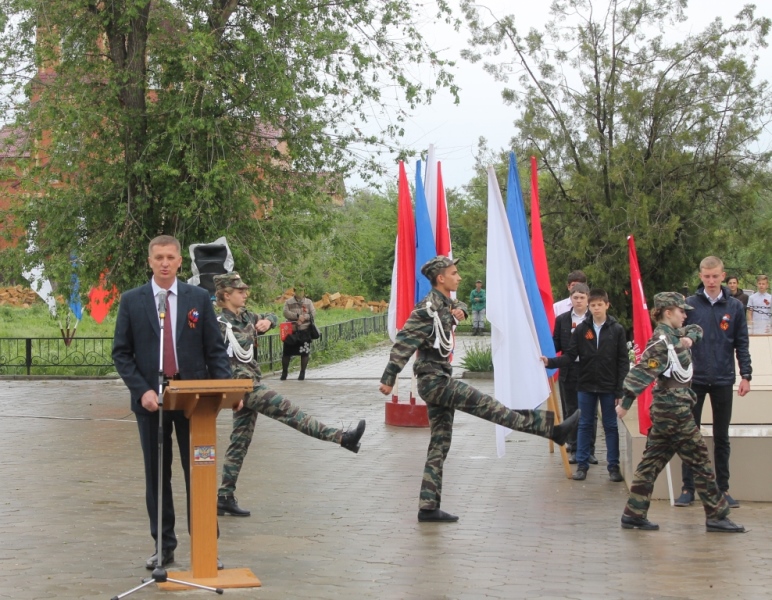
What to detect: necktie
<box><xmin>163</xmin><ymin>293</ymin><xmax>177</xmax><ymax>377</ymax></box>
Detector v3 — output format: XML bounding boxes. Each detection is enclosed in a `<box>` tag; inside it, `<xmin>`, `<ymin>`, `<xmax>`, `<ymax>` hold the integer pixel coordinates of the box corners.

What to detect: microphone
<box><xmin>157</xmin><ymin>290</ymin><xmax>168</xmax><ymax>317</ymax></box>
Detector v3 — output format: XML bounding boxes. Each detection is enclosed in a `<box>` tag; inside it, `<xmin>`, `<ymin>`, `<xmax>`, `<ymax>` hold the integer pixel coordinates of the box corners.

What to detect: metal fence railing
<box><xmin>0</xmin><ymin>313</ymin><xmax>388</xmax><ymax>376</ymax></box>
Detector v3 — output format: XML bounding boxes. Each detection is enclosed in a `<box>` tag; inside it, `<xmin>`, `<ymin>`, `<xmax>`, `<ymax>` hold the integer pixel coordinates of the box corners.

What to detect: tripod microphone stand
<box><xmin>112</xmin><ymin>290</ymin><xmax>223</xmax><ymax>599</ymax></box>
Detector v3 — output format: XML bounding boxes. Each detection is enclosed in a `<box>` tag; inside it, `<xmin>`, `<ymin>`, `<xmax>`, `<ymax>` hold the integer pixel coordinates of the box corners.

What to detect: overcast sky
<box><xmin>348</xmin><ymin>0</ymin><xmax>772</xmax><ymax>192</ymax></box>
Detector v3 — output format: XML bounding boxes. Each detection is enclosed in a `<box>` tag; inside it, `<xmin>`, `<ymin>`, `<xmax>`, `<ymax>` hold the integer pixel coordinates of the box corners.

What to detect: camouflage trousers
<box><xmin>623</xmin><ymin>407</ymin><xmax>729</xmax><ymax>521</ymax></box>
<box><xmin>218</xmin><ymin>381</ymin><xmax>342</xmax><ymax>497</ymax></box>
<box><xmin>416</xmin><ymin>372</ymin><xmax>555</xmax><ymax>510</ymax></box>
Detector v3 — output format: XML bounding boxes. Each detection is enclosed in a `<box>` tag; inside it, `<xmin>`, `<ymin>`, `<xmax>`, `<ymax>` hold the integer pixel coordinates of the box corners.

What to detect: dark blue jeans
<box><xmin>682</xmin><ymin>383</ymin><xmax>733</xmax><ymax>493</ymax></box>
<box><xmin>576</xmin><ymin>392</ymin><xmax>619</xmax><ymax>470</ymax></box>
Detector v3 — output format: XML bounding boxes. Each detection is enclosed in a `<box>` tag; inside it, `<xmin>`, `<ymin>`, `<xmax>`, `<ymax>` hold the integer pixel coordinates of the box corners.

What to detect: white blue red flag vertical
<box><xmin>505</xmin><ymin>152</ymin><xmax>556</xmax><ymax>374</ymax></box>
<box><xmin>414</xmin><ymin>160</ymin><xmax>436</xmax><ymax>302</ymax></box>
<box><xmin>487</xmin><ymin>167</ymin><xmax>551</xmax><ymax>457</ymax></box>
<box><xmin>387</xmin><ymin>161</ymin><xmax>416</xmax><ymax>341</ymax></box>
<box><xmin>529</xmin><ymin>156</ymin><xmax>555</xmax><ymax>330</ymax></box>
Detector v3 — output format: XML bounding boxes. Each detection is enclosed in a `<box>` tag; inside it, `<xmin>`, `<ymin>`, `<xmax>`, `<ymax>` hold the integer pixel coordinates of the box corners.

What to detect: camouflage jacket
<box><xmin>381</xmin><ymin>288</ymin><xmax>468</xmax><ymax>386</ymax></box>
<box><xmin>218</xmin><ymin>307</ymin><xmax>278</xmax><ymax>381</ymax></box>
<box><xmin>620</xmin><ymin>323</ymin><xmax>703</xmax><ymax>415</ymax></box>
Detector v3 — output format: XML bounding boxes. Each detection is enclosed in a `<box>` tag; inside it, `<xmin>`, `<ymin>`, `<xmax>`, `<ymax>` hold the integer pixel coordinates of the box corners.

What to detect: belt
<box><xmin>658</xmin><ymin>378</ymin><xmax>690</xmax><ymax>390</ymax></box>
<box><xmin>416</xmin><ymin>350</ymin><xmax>448</xmax><ymax>362</ymax></box>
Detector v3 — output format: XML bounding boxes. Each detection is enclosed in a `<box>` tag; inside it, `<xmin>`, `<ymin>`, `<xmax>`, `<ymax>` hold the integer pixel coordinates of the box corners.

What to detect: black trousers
<box><xmin>136</xmin><ymin>410</ymin><xmax>190</xmax><ymax>552</ymax></box>
<box><xmin>682</xmin><ymin>383</ymin><xmax>733</xmax><ymax>493</ymax></box>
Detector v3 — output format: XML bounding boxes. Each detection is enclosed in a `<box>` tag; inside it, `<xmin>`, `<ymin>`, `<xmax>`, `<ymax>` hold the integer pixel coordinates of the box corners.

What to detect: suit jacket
<box><xmin>552</xmin><ymin>310</ymin><xmax>584</xmax><ymax>384</ymax></box>
<box><xmin>112</xmin><ymin>280</ymin><xmax>231</xmax><ymax>415</ymax></box>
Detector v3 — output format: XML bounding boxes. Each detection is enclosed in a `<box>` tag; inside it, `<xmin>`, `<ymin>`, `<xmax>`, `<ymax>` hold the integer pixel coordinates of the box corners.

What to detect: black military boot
<box><xmin>340</xmin><ymin>420</ymin><xmax>366</xmax><ymax>453</ymax></box>
<box><xmin>418</xmin><ymin>508</ymin><xmax>459</xmax><ymax>522</ymax></box>
<box><xmin>550</xmin><ymin>409</ymin><xmax>581</xmax><ymax>446</ymax></box>
<box><xmin>217</xmin><ymin>495</ymin><xmax>251</xmax><ymax>517</ymax></box>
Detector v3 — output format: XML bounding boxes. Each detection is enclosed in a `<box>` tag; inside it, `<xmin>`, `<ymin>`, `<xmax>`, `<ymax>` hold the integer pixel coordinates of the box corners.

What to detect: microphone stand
<box><xmin>112</xmin><ymin>290</ymin><xmax>223</xmax><ymax>599</ymax></box>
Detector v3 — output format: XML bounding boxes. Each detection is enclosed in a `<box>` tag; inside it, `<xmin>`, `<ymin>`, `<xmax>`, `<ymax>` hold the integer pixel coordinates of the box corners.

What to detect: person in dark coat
<box><xmin>113</xmin><ymin>235</ymin><xmax>231</xmax><ymax>570</ymax></box>
<box><xmin>674</xmin><ymin>256</ymin><xmax>752</xmax><ymax>509</ymax></box>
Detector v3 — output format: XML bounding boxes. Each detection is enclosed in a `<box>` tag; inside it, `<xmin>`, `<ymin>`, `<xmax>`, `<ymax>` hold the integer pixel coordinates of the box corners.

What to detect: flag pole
<box><xmin>546</xmin><ymin>379</ymin><xmax>572</xmax><ymax>478</ymax></box>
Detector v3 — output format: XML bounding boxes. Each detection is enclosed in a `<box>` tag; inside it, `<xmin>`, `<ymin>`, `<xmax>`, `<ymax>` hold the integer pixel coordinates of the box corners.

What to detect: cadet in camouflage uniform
<box><xmin>214</xmin><ymin>272</ymin><xmax>366</xmax><ymax>517</ymax></box>
<box><xmin>379</xmin><ymin>256</ymin><xmax>580</xmax><ymax>523</ymax></box>
<box><xmin>616</xmin><ymin>292</ymin><xmax>744</xmax><ymax>533</ymax></box>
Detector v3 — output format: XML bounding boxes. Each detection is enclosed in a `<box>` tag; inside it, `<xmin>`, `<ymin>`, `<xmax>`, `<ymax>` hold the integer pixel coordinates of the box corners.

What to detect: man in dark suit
<box><xmin>113</xmin><ymin>235</ymin><xmax>230</xmax><ymax>569</ymax></box>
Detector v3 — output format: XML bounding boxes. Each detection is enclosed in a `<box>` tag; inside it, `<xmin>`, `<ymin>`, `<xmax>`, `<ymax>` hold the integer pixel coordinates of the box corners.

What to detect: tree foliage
<box><xmin>461</xmin><ymin>0</ymin><xmax>771</xmax><ymax>321</ymax></box>
<box><xmin>0</xmin><ymin>0</ymin><xmax>457</xmax><ymax>294</ymax></box>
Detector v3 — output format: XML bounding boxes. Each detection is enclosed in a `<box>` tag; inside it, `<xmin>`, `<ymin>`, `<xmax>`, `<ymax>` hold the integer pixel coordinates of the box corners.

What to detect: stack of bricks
<box><xmin>0</xmin><ymin>285</ymin><xmax>38</xmax><ymax>307</ymax></box>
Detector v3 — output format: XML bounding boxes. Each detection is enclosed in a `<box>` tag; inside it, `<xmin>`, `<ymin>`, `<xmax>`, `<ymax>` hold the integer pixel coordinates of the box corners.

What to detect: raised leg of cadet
<box><xmin>429</xmin><ymin>376</ymin><xmax>580</xmax><ymax>442</ymax></box>
<box><xmin>299</xmin><ymin>354</ymin><xmax>310</xmax><ymax>380</ymax></box>
<box><xmin>280</xmin><ymin>355</ymin><xmax>291</xmax><ymax>380</ymax></box>
<box><xmin>248</xmin><ymin>383</ymin><xmax>342</xmax><ymax>441</ymax></box>
<box><xmin>218</xmin><ymin>404</ymin><xmax>257</xmax><ymax>516</ymax></box>
<box><xmin>676</xmin><ymin>424</ymin><xmax>743</xmax><ymax>532</ymax></box>
<box><xmin>417</xmin><ymin>405</ymin><xmax>458</xmax><ymax>522</ymax></box>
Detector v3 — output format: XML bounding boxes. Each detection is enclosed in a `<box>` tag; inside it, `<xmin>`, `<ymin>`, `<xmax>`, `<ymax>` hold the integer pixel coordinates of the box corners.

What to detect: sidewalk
<box><xmin>0</xmin><ymin>336</ymin><xmax>770</xmax><ymax>599</ymax></box>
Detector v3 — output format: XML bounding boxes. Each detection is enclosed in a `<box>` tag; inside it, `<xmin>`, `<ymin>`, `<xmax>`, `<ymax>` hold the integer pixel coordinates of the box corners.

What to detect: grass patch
<box><xmin>310</xmin><ymin>333</ymin><xmax>389</xmax><ymax>369</ymax></box>
<box><xmin>0</xmin><ymin>302</ymin><xmax>379</xmax><ymax>338</ymax></box>
<box><xmin>459</xmin><ymin>341</ymin><xmax>493</xmax><ymax>372</ymax></box>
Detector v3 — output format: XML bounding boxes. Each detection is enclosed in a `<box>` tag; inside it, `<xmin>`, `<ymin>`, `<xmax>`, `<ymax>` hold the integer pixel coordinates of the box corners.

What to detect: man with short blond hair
<box><xmin>113</xmin><ymin>235</ymin><xmax>231</xmax><ymax>569</ymax></box>
<box><xmin>675</xmin><ymin>256</ymin><xmax>751</xmax><ymax>509</ymax></box>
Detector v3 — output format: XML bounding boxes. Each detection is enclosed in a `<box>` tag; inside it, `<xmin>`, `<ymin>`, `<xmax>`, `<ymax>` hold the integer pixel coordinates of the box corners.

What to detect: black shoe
<box><xmin>572</xmin><ymin>467</ymin><xmax>587</xmax><ymax>481</ymax></box>
<box><xmin>568</xmin><ymin>452</ymin><xmax>577</xmax><ymax>464</ymax></box>
<box><xmin>298</xmin><ymin>371</ymin><xmax>305</xmax><ymax>381</ymax></box>
<box><xmin>621</xmin><ymin>515</ymin><xmax>659</xmax><ymax>530</ymax></box>
<box><xmin>218</xmin><ymin>557</ymin><xmax>224</xmax><ymax>570</ymax></box>
<box><xmin>280</xmin><ymin>370</ymin><xmax>288</xmax><ymax>381</ymax></box>
<box><xmin>588</xmin><ymin>454</ymin><xmax>599</xmax><ymax>465</ymax></box>
<box><xmin>706</xmin><ymin>517</ymin><xmax>745</xmax><ymax>533</ymax></box>
<box><xmin>724</xmin><ymin>492</ymin><xmax>740</xmax><ymax>508</ymax></box>
<box><xmin>674</xmin><ymin>489</ymin><xmax>694</xmax><ymax>507</ymax></box>
<box><xmin>341</xmin><ymin>420</ymin><xmax>366</xmax><ymax>453</ymax></box>
<box><xmin>217</xmin><ymin>495</ymin><xmax>251</xmax><ymax>517</ymax></box>
<box><xmin>551</xmin><ymin>410</ymin><xmax>581</xmax><ymax>446</ymax></box>
<box><xmin>418</xmin><ymin>508</ymin><xmax>459</xmax><ymax>522</ymax></box>
<box><xmin>609</xmin><ymin>467</ymin><xmax>624</xmax><ymax>483</ymax></box>
<box><xmin>145</xmin><ymin>549</ymin><xmax>174</xmax><ymax>570</ymax></box>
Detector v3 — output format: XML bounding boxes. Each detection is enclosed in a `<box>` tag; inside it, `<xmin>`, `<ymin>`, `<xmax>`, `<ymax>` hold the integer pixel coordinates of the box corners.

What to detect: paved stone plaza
<box><xmin>1</xmin><ymin>339</ymin><xmax>771</xmax><ymax>599</ymax></box>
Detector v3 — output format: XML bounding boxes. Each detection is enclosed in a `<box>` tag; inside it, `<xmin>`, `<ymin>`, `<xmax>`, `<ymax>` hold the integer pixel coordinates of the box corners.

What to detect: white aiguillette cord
<box><xmin>218</xmin><ymin>317</ymin><xmax>254</xmax><ymax>363</ymax></box>
<box><xmin>665</xmin><ymin>337</ymin><xmax>693</xmax><ymax>382</ymax></box>
<box><xmin>426</xmin><ymin>299</ymin><xmax>457</xmax><ymax>358</ymax></box>
<box><xmin>647</xmin><ymin>334</ymin><xmax>692</xmax><ymax>383</ymax></box>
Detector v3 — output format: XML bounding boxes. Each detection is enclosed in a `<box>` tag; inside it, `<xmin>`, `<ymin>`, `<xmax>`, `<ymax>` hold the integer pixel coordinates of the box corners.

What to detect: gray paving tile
<box><xmin>1</xmin><ymin>336</ymin><xmax>771</xmax><ymax>599</ymax></box>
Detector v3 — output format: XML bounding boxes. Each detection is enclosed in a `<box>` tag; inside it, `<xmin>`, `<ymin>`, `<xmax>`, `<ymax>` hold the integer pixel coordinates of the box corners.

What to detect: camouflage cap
<box><xmin>213</xmin><ymin>272</ymin><xmax>249</xmax><ymax>292</ymax></box>
<box><xmin>653</xmin><ymin>292</ymin><xmax>693</xmax><ymax>310</ymax></box>
<box><xmin>421</xmin><ymin>255</ymin><xmax>460</xmax><ymax>280</ymax></box>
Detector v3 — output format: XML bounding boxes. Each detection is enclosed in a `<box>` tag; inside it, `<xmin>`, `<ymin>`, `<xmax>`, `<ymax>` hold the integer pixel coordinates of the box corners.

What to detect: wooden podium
<box><xmin>156</xmin><ymin>379</ymin><xmax>262</xmax><ymax>591</ymax></box>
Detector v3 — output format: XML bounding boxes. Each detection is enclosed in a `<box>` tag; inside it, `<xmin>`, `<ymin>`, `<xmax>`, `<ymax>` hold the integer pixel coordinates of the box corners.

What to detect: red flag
<box><xmin>435</xmin><ymin>162</ymin><xmax>452</xmax><ymax>257</ymax></box>
<box><xmin>628</xmin><ymin>235</ymin><xmax>654</xmax><ymax>434</ymax></box>
<box><xmin>86</xmin><ymin>271</ymin><xmax>117</xmax><ymax>324</ymax></box>
<box><xmin>529</xmin><ymin>156</ymin><xmax>555</xmax><ymax>331</ymax></box>
<box><xmin>395</xmin><ymin>161</ymin><xmax>416</xmax><ymax>329</ymax></box>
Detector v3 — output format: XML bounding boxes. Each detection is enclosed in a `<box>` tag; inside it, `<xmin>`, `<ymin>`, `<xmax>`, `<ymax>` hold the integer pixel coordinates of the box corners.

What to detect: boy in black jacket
<box><xmin>542</xmin><ymin>289</ymin><xmax>629</xmax><ymax>482</ymax></box>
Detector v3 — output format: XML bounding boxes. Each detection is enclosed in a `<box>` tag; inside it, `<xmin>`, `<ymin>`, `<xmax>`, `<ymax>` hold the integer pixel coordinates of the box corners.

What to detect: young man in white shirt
<box><xmin>746</xmin><ymin>274</ymin><xmax>771</xmax><ymax>334</ymax></box>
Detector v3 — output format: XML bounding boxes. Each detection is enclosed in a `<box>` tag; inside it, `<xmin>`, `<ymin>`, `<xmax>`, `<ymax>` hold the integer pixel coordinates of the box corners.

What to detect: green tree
<box><xmin>461</xmin><ymin>0</ymin><xmax>771</xmax><ymax>323</ymax></box>
<box><xmin>0</xmin><ymin>0</ymin><xmax>457</xmax><ymax>295</ymax></box>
